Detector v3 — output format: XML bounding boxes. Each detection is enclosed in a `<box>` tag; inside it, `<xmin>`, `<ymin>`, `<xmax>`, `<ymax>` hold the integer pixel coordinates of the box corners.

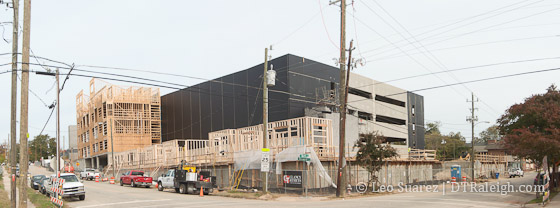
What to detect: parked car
<box><xmin>120</xmin><ymin>170</ymin><xmax>152</xmax><ymax>188</ymax></box>
<box><xmin>80</xmin><ymin>168</ymin><xmax>100</xmax><ymax>181</ymax></box>
<box><xmin>508</xmin><ymin>168</ymin><xmax>524</xmax><ymax>178</ymax></box>
<box><xmin>39</xmin><ymin>177</ymin><xmax>49</xmax><ymax>194</ymax></box>
<box><xmin>45</xmin><ymin>173</ymin><xmax>86</xmax><ymax>200</ymax></box>
<box><xmin>31</xmin><ymin>175</ymin><xmax>46</xmax><ymax>190</ymax></box>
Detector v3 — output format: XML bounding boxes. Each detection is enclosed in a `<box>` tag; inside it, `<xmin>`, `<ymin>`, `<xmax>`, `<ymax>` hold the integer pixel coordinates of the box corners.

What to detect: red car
<box><xmin>120</xmin><ymin>170</ymin><xmax>153</xmax><ymax>188</ymax></box>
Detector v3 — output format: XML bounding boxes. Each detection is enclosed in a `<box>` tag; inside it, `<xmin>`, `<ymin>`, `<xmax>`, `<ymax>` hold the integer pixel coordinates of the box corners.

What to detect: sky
<box><xmin>1</xmin><ymin>0</ymin><xmax>559</xmax><ymax>148</ymax></box>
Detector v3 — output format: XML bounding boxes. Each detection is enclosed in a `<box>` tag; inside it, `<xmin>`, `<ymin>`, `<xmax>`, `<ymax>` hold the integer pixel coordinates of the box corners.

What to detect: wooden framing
<box><xmin>76</xmin><ymin>78</ymin><xmax>161</xmax><ymax>162</ymax></box>
<box><xmin>110</xmin><ymin>117</ymin><xmax>335</xmax><ymax>169</ymax></box>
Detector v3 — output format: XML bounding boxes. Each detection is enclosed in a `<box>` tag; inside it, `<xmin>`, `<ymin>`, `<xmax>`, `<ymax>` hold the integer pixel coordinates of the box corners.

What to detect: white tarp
<box><xmin>233</xmin><ymin>149</ymin><xmax>273</xmax><ymax>171</ymax></box>
<box><xmin>275</xmin><ymin>145</ymin><xmax>336</xmax><ymax>188</ymax></box>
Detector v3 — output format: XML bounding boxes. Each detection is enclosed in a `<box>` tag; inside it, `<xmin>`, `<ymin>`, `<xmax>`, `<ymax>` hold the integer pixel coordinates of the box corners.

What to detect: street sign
<box><xmin>298</xmin><ymin>153</ymin><xmax>310</xmax><ymax>161</ymax></box>
<box><xmin>261</xmin><ymin>149</ymin><xmax>270</xmax><ymax>172</ymax></box>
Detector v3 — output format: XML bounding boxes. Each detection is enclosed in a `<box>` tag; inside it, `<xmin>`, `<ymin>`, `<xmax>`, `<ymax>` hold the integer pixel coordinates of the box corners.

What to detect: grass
<box><xmin>0</xmin><ymin>173</ymin><xmax>11</xmax><ymax>208</ymax></box>
<box><xmin>214</xmin><ymin>190</ymin><xmax>272</xmax><ymax>200</ymax></box>
<box><xmin>27</xmin><ymin>185</ymin><xmax>71</xmax><ymax>208</ymax></box>
<box><xmin>527</xmin><ymin>191</ymin><xmax>558</xmax><ymax>204</ymax></box>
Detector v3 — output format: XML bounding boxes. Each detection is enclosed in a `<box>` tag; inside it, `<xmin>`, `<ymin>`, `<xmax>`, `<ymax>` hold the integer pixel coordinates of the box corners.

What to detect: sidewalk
<box><xmin>2</xmin><ymin>167</ymin><xmax>36</xmax><ymax>208</ymax></box>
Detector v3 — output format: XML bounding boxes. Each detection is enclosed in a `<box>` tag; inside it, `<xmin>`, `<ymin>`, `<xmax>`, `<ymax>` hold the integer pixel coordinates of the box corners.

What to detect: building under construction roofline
<box><xmin>76</xmin><ymin>78</ymin><xmax>161</xmax><ymax>170</ymax></box>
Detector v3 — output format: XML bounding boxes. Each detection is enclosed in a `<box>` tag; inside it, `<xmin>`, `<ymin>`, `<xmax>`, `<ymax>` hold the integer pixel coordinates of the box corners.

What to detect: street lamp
<box><xmin>472</xmin><ymin>121</ymin><xmax>489</xmax><ymax>181</ymax></box>
<box><xmin>36</xmin><ymin>70</ymin><xmax>61</xmax><ymax>178</ymax></box>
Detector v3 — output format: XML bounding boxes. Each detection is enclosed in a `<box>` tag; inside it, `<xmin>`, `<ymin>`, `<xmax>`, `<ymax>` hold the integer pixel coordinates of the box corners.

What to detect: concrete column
<box><xmin>96</xmin><ymin>156</ymin><xmax>100</xmax><ymax>170</ymax></box>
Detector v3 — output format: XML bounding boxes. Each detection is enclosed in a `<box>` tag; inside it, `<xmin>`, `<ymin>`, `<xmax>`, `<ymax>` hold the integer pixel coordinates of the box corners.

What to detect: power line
<box><xmin>378</xmin><ymin>66</ymin><xmax>560</xmax><ymax>98</ymax></box>
<box><xmin>363</xmin><ymin>4</ymin><xmax>559</xmax><ymax>60</ymax></box>
<box><xmin>359</xmin><ymin>0</ymin><xmax>542</xmax><ymax>57</ymax></box>
<box><xmin>273</xmin><ymin>11</ymin><xmax>320</xmax><ymax>47</ymax></box>
<box><xmin>318</xmin><ymin>0</ymin><xmax>338</xmax><ymax>49</ymax></box>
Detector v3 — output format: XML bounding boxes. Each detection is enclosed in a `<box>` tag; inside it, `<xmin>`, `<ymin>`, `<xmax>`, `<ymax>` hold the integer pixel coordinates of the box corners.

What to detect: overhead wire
<box><xmin>318</xmin><ymin>0</ymin><xmax>339</xmax><ymax>49</ymax></box>
<box><xmin>366</xmin><ymin>0</ymin><xmax>500</xmax><ymax>116</ymax></box>
<box><xmin>359</xmin><ymin>0</ymin><xmax>542</xmax><ymax>57</ymax></box>
<box><xmin>363</xmin><ymin>4</ymin><xmax>560</xmax><ymax>61</ymax></box>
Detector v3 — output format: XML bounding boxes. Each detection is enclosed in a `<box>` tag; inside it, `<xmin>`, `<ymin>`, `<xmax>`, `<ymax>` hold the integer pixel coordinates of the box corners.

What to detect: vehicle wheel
<box><xmin>179</xmin><ymin>184</ymin><xmax>187</xmax><ymax>194</ymax></box>
<box><xmin>175</xmin><ymin>188</ymin><xmax>180</xmax><ymax>193</ymax></box>
<box><xmin>203</xmin><ymin>188</ymin><xmax>211</xmax><ymax>195</ymax></box>
<box><xmin>145</xmin><ymin>185</ymin><xmax>150</xmax><ymax>188</ymax></box>
<box><xmin>120</xmin><ymin>180</ymin><xmax>123</xmax><ymax>186</ymax></box>
<box><xmin>79</xmin><ymin>195</ymin><xmax>85</xmax><ymax>201</ymax></box>
<box><xmin>131</xmin><ymin>180</ymin><xmax>136</xmax><ymax>187</ymax></box>
<box><xmin>158</xmin><ymin>182</ymin><xmax>163</xmax><ymax>191</ymax></box>
<box><xmin>186</xmin><ymin>183</ymin><xmax>194</xmax><ymax>194</ymax></box>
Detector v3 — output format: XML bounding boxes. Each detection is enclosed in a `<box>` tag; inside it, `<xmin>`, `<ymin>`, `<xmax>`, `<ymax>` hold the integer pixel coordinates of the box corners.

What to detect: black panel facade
<box><xmin>161</xmin><ymin>54</ymin><xmax>424</xmax><ymax>143</ymax></box>
<box><xmin>407</xmin><ymin>92</ymin><xmax>425</xmax><ymax>149</ymax></box>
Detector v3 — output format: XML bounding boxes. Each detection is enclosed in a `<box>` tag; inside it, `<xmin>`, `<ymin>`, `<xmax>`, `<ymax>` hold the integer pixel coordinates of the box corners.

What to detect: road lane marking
<box><xmin>75</xmin><ymin>199</ymin><xmax>172</xmax><ymax>208</ymax></box>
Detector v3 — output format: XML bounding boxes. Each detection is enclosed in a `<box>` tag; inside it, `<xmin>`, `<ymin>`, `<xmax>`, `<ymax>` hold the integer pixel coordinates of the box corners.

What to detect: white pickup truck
<box><xmin>45</xmin><ymin>173</ymin><xmax>86</xmax><ymax>200</ymax></box>
<box><xmin>508</xmin><ymin>168</ymin><xmax>524</xmax><ymax>178</ymax></box>
<box><xmin>80</xmin><ymin>168</ymin><xmax>100</xmax><ymax>181</ymax></box>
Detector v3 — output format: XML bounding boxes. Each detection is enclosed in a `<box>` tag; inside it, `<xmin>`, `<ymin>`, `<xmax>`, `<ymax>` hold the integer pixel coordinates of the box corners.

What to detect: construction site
<box><xmin>76</xmin><ymin>78</ymin><xmax>162</xmax><ymax>170</ymax></box>
<box><xmin>74</xmin><ymin>55</ymin><xmax>513</xmax><ymax>194</ymax></box>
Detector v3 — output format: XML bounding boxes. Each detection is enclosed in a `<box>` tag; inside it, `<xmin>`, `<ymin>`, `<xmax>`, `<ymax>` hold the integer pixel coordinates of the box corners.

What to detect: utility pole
<box><xmin>19</xmin><ymin>0</ymin><xmax>31</xmax><ymax>206</ymax></box>
<box><xmin>9</xmin><ymin>0</ymin><xmax>19</xmax><ymax>206</ymax></box>
<box><xmin>262</xmin><ymin>47</ymin><xmax>269</xmax><ymax>193</ymax></box>
<box><xmin>56</xmin><ymin>69</ymin><xmax>60</xmax><ymax>177</ymax></box>
<box><xmin>331</xmin><ymin>0</ymin><xmax>347</xmax><ymax>198</ymax></box>
<box><xmin>466</xmin><ymin>92</ymin><xmax>478</xmax><ymax>182</ymax></box>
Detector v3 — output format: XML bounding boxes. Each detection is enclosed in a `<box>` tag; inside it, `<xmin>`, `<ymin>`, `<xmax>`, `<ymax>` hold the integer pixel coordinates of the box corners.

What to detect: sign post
<box><xmin>298</xmin><ymin>154</ymin><xmax>310</xmax><ymax>197</ymax></box>
<box><xmin>261</xmin><ymin>148</ymin><xmax>270</xmax><ymax>193</ymax></box>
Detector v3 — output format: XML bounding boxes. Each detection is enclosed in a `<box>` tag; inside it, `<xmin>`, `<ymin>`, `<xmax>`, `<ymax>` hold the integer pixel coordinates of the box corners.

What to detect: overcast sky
<box><xmin>1</xmin><ymin>0</ymin><xmax>559</xmax><ymax>148</ymax></box>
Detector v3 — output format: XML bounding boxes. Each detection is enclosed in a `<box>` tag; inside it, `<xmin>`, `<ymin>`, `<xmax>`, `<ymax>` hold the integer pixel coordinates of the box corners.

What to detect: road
<box><xmin>27</xmin><ymin>165</ymin><xmax>541</xmax><ymax>208</ymax></box>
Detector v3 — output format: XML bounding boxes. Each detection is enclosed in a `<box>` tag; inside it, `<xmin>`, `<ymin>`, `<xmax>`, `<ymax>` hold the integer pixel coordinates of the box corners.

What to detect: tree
<box><xmin>29</xmin><ymin>134</ymin><xmax>56</xmax><ymax>162</ymax></box>
<box><xmin>426</xmin><ymin>121</ymin><xmax>441</xmax><ymax>135</ymax></box>
<box><xmin>477</xmin><ymin>125</ymin><xmax>500</xmax><ymax>145</ymax></box>
<box><xmin>424</xmin><ymin>122</ymin><xmax>469</xmax><ymax>160</ymax></box>
<box><xmin>354</xmin><ymin>132</ymin><xmax>398</xmax><ymax>188</ymax></box>
<box><xmin>498</xmin><ymin>84</ymin><xmax>560</xmax><ymax>188</ymax></box>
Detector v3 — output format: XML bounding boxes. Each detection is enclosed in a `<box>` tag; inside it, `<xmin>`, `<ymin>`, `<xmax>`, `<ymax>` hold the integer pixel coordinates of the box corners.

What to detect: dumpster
<box><xmin>495</xmin><ymin>172</ymin><xmax>500</xmax><ymax>179</ymax></box>
<box><xmin>451</xmin><ymin>165</ymin><xmax>461</xmax><ymax>180</ymax></box>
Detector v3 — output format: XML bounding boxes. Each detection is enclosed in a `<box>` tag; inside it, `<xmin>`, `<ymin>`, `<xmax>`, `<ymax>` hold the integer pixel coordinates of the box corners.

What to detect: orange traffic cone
<box><xmin>155</xmin><ymin>183</ymin><xmax>158</xmax><ymax>189</ymax></box>
<box><xmin>199</xmin><ymin>187</ymin><xmax>204</xmax><ymax>197</ymax></box>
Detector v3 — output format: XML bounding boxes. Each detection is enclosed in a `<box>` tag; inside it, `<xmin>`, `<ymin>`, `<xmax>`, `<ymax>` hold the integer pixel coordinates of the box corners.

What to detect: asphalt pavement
<box><xmin>24</xmin><ymin>165</ymin><xmax>548</xmax><ymax>208</ymax></box>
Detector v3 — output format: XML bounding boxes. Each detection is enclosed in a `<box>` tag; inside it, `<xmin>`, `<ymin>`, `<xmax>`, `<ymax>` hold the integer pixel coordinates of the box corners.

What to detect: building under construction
<box><xmin>76</xmin><ymin>78</ymin><xmax>161</xmax><ymax>170</ymax></box>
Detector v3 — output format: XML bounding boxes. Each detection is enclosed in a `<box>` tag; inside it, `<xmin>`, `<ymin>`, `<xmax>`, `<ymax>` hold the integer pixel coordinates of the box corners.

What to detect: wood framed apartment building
<box><xmin>76</xmin><ymin>78</ymin><xmax>162</xmax><ymax>170</ymax></box>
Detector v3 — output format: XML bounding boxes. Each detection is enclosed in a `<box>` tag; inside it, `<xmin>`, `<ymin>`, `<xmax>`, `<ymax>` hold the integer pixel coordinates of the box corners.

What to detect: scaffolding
<box><xmin>76</xmin><ymin>78</ymin><xmax>161</xmax><ymax>162</ymax></box>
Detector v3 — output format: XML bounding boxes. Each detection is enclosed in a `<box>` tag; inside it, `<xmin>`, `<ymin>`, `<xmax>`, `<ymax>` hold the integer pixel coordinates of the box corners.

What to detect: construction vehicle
<box><xmin>157</xmin><ymin>161</ymin><xmax>216</xmax><ymax>195</ymax></box>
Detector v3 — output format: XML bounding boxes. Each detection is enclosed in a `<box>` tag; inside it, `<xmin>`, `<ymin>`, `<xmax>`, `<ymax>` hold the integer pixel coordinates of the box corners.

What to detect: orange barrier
<box><xmin>110</xmin><ymin>177</ymin><xmax>115</xmax><ymax>184</ymax></box>
<box><xmin>95</xmin><ymin>175</ymin><xmax>100</xmax><ymax>183</ymax></box>
<box><xmin>461</xmin><ymin>176</ymin><xmax>467</xmax><ymax>184</ymax></box>
<box><xmin>451</xmin><ymin>177</ymin><xmax>456</xmax><ymax>184</ymax></box>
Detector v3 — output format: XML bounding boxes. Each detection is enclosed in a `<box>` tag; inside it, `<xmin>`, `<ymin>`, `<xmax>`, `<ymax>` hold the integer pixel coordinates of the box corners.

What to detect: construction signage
<box><xmin>51</xmin><ymin>196</ymin><xmax>63</xmax><ymax>207</ymax></box>
<box><xmin>50</xmin><ymin>177</ymin><xmax>65</xmax><ymax>207</ymax></box>
<box><xmin>283</xmin><ymin>171</ymin><xmax>303</xmax><ymax>188</ymax></box>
